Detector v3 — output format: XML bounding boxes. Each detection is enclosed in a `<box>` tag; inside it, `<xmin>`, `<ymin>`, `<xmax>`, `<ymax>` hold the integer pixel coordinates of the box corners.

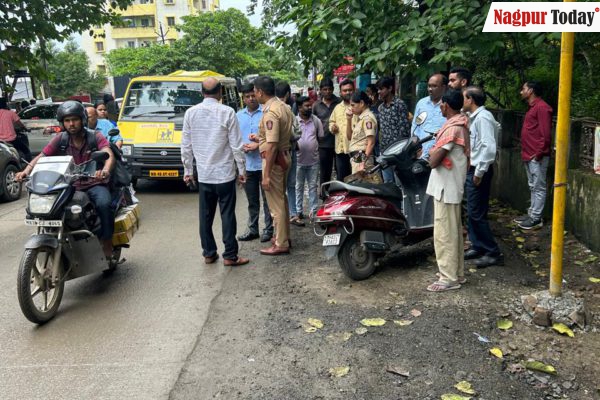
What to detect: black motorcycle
<box><xmin>17</xmin><ymin>152</ymin><xmax>132</xmax><ymax>324</ymax></box>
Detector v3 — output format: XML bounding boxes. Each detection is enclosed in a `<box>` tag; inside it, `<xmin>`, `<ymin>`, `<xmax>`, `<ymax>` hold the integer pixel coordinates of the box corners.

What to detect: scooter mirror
<box><xmin>414</xmin><ymin>111</ymin><xmax>428</xmax><ymax>126</ymax></box>
<box><xmin>91</xmin><ymin>151</ymin><xmax>109</xmax><ymax>162</ymax></box>
<box><xmin>108</xmin><ymin>128</ymin><xmax>120</xmax><ymax>137</ymax></box>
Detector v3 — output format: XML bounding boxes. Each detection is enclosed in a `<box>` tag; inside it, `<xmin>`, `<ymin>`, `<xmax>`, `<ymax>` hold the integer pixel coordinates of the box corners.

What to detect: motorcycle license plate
<box><xmin>322</xmin><ymin>233</ymin><xmax>341</xmax><ymax>246</ymax></box>
<box><xmin>150</xmin><ymin>170</ymin><xmax>178</xmax><ymax>177</ymax></box>
<box><xmin>25</xmin><ymin>219</ymin><xmax>62</xmax><ymax>227</ymax></box>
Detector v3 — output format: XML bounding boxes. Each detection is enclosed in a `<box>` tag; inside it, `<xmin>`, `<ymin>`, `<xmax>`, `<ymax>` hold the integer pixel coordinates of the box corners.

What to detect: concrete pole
<box><xmin>549</xmin><ymin>20</ymin><xmax>575</xmax><ymax>296</ymax></box>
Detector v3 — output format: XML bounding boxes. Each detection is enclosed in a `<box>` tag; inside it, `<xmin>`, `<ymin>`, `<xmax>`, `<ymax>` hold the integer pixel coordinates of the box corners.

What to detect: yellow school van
<box><xmin>118</xmin><ymin>70</ymin><xmax>240</xmax><ymax>185</ymax></box>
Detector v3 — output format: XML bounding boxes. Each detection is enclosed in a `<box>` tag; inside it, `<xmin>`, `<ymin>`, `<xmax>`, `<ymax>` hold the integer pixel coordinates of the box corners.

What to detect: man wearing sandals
<box><xmin>426</xmin><ymin>90</ymin><xmax>470</xmax><ymax>292</ymax></box>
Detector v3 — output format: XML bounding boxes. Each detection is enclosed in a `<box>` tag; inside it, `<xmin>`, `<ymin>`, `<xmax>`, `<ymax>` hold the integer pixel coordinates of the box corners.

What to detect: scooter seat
<box><xmin>323</xmin><ymin>181</ymin><xmax>403</xmax><ymax>200</ymax></box>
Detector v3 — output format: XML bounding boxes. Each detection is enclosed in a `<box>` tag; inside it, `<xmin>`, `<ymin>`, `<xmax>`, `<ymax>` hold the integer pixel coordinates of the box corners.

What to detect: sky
<box><xmin>220</xmin><ymin>0</ymin><xmax>263</xmax><ymax>27</ymax></box>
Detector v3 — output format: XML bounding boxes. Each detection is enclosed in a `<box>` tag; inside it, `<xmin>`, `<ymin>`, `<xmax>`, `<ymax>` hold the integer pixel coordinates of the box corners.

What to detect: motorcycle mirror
<box><xmin>91</xmin><ymin>151</ymin><xmax>109</xmax><ymax>162</ymax></box>
<box><xmin>414</xmin><ymin>111</ymin><xmax>428</xmax><ymax>126</ymax></box>
<box><xmin>108</xmin><ymin>128</ymin><xmax>120</xmax><ymax>137</ymax></box>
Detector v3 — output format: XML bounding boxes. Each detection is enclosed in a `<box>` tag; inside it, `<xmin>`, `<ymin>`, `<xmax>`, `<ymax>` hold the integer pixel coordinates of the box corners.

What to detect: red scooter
<box><xmin>314</xmin><ymin>134</ymin><xmax>434</xmax><ymax>280</ymax></box>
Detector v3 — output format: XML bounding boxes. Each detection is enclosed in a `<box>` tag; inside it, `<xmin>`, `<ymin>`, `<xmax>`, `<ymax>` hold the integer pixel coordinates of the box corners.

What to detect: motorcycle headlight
<box><xmin>28</xmin><ymin>193</ymin><xmax>59</xmax><ymax>214</ymax></box>
<box><xmin>122</xmin><ymin>145</ymin><xmax>132</xmax><ymax>156</ymax></box>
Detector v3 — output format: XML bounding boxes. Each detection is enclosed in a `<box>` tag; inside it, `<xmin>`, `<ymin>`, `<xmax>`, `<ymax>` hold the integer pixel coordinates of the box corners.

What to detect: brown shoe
<box><xmin>204</xmin><ymin>254</ymin><xmax>219</xmax><ymax>264</ymax></box>
<box><xmin>223</xmin><ymin>257</ymin><xmax>250</xmax><ymax>266</ymax></box>
<box><xmin>260</xmin><ymin>245</ymin><xmax>290</xmax><ymax>256</ymax></box>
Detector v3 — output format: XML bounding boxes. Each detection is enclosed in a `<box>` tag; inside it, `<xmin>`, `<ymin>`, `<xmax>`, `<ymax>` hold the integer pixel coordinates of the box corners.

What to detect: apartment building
<box><xmin>83</xmin><ymin>0</ymin><xmax>219</xmax><ymax>77</ymax></box>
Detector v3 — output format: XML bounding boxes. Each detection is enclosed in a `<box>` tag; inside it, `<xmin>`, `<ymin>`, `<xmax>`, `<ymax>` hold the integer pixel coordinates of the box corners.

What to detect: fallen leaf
<box><xmin>441</xmin><ymin>394</ymin><xmax>471</xmax><ymax>400</ymax></box>
<box><xmin>393</xmin><ymin>320</ymin><xmax>414</xmax><ymax>327</ymax></box>
<box><xmin>589</xmin><ymin>277</ymin><xmax>600</xmax><ymax>283</ymax></box>
<box><xmin>497</xmin><ymin>319</ymin><xmax>513</xmax><ymax>330</ymax></box>
<box><xmin>329</xmin><ymin>366</ymin><xmax>350</xmax><ymax>377</ymax></box>
<box><xmin>552</xmin><ymin>323</ymin><xmax>575</xmax><ymax>337</ymax></box>
<box><xmin>468</xmin><ymin>268</ymin><xmax>477</xmax><ymax>273</ymax></box>
<box><xmin>518</xmin><ymin>244</ymin><xmax>523</xmax><ymax>249</ymax></box>
<box><xmin>355</xmin><ymin>327</ymin><xmax>368</xmax><ymax>335</ymax></box>
<box><xmin>389</xmin><ymin>291</ymin><xmax>400</xmax><ymax>297</ymax></box>
<box><xmin>386</xmin><ymin>366</ymin><xmax>410</xmax><ymax>377</ymax></box>
<box><xmin>536</xmin><ymin>270</ymin><xmax>548</xmax><ymax>277</ymax></box>
<box><xmin>575</xmin><ymin>261</ymin><xmax>585</xmax><ymax>266</ymax></box>
<box><xmin>473</xmin><ymin>332</ymin><xmax>490</xmax><ymax>343</ymax></box>
<box><xmin>327</xmin><ymin>299</ymin><xmax>337</xmax><ymax>305</ymax></box>
<box><xmin>516</xmin><ymin>237</ymin><xmax>526</xmax><ymax>243</ymax></box>
<box><xmin>410</xmin><ymin>309</ymin><xmax>422</xmax><ymax>317</ymax></box>
<box><xmin>360</xmin><ymin>318</ymin><xmax>386</xmax><ymax>327</ymax></box>
<box><xmin>304</xmin><ymin>327</ymin><xmax>318</xmax><ymax>333</ymax></box>
<box><xmin>455</xmin><ymin>380</ymin><xmax>476</xmax><ymax>395</ymax></box>
<box><xmin>489</xmin><ymin>347</ymin><xmax>504</xmax><ymax>358</ymax></box>
<box><xmin>585</xmin><ymin>255</ymin><xmax>598</xmax><ymax>263</ymax></box>
<box><xmin>525</xmin><ymin>360</ymin><xmax>557</xmax><ymax>375</ymax></box>
<box><xmin>308</xmin><ymin>318</ymin><xmax>324</xmax><ymax>329</ymax></box>
<box><xmin>326</xmin><ymin>332</ymin><xmax>353</xmax><ymax>342</ymax></box>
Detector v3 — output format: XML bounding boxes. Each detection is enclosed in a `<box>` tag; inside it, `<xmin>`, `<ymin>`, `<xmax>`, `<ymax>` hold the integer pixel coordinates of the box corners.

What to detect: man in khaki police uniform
<box><xmin>254</xmin><ymin>76</ymin><xmax>294</xmax><ymax>255</ymax></box>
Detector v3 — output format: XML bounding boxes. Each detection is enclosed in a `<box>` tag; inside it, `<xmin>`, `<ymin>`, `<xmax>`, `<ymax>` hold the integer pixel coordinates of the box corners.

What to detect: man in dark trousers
<box><xmin>462</xmin><ymin>86</ymin><xmax>503</xmax><ymax>268</ymax></box>
<box><xmin>515</xmin><ymin>81</ymin><xmax>553</xmax><ymax>230</ymax></box>
<box><xmin>312</xmin><ymin>78</ymin><xmax>341</xmax><ymax>185</ymax></box>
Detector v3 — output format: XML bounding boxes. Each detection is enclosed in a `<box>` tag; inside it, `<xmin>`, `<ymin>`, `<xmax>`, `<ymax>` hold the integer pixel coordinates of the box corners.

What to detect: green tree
<box><xmin>0</xmin><ymin>0</ymin><xmax>134</xmax><ymax>98</ymax></box>
<box><xmin>105</xmin><ymin>45</ymin><xmax>182</xmax><ymax>76</ymax></box>
<box><xmin>46</xmin><ymin>41</ymin><xmax>106</xmax><ymax>98</ymax></box>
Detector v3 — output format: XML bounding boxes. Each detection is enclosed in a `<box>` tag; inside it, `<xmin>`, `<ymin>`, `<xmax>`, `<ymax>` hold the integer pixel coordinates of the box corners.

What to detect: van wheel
<box><xmin>338</xmin><ymin>234</ymin><xmax>376</xmax><ymax>280</ymax></box>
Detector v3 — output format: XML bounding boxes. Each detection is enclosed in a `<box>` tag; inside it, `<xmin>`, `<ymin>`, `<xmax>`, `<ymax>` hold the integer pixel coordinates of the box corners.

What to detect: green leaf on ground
<box><xmin>360</xmin><ymin>318</ymin><xmax>386</xmax><ymax>327</ymax></box>
<box><xmin>355</xmin><ymin>327</ymin><xmax>368</xmax><ymax>335</ymax></box>
<box><xmin>455</xmin><ymin>380</ymin><xmax>476</xmax><ymax>395</ymax></box>
<box><xmin>552</xmin><ymin>323</ymin><xmax>575</xmax><ymax>337</ymax></box>
<box><xmin>329</xmin><ymin>366</ymin><xmax>350</xmax><ymax>377</ymax></box>
<box><xmin>589</xmin><ymin>277</ymin><xmax>600</xmax><ymax>283</ymax></box>
<box><xmin>490</xmin><ymin>347</ymin><xmax>504</xmax><ymax>358</ymax></box>
<box><xmin>585</xmin><ymin>255</ymin><xmax>598</xmax><ymax>263</ymax></box>
<box><xmin>497</xmin><ymin>319</ymin><xmax>513</xmax><ymax>330</ymax></box>
<box><xmin>393</xmin><ymin>320</ymin><xmax>414</xmax><ymax>327</ymax></box>
<box><xmin>308</xmin><ymin>318</ymin><xmax>324</xmax><ymax>329</ymax></box>
<box><xmin>516</xmin><ymin>237</ymin><xmax>526</xmax><ymax>243</ymax></box>
<box><xmin>327</xmin><ymin>299</ymin><xmax>337</xmax><ymax>305</ymax></box>
<box><xmin>441</xmin><ymin>394</ymin><xmax>471</xmax><ymax>400</ymax></box>
<box><xmin>575</xmin><ymin>261</ymin><xmax>585</xmax><ymax>266</ymax></box>
<box><xmin>525</xmin><ymin>360</ymin><xmax>557</xmax><ymax>375</ymax></box>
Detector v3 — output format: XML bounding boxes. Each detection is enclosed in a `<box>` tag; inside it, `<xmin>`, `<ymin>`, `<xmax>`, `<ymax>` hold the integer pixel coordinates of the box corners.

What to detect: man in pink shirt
<box><xmin>0</xmin><ymin>98</ymin><xmax>31</xmax><ymax>161</ymax></box>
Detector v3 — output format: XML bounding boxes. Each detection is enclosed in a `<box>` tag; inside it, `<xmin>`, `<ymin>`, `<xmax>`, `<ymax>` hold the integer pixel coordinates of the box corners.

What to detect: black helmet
<box><xmin>56</xmin><ymin>100</ymin><xmax>87</xmax><ymax>127</ymax></box>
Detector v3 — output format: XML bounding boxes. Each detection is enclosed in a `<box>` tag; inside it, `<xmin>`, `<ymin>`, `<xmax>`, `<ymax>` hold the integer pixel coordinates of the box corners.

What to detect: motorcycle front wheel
<box><xmin>17</xmin><ymin>247</ymin><xmax>65</xmax><ymax>324</ymax></box>
<box><xmin>338</xmin><ymin>234</ymin><xmax>376</xmax><ymax>280</ymax></box>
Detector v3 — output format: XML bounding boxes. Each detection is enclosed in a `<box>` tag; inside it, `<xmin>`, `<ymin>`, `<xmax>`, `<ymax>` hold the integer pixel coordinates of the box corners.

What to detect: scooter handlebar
<box><xmin>418</xmin><ymin>135</ymin><xmax>433</xmax><ymax>144</ymax></box>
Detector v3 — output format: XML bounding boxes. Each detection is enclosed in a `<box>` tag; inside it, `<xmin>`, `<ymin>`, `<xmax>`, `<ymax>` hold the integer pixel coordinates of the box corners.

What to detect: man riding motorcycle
<box><xmin>16</xmin><ymin>101</ymin><xmax>116</xmax><ymax>257</ymax></box>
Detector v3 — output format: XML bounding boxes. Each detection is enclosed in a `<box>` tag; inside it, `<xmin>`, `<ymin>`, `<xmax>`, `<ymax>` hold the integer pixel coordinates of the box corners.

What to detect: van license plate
<box><xmin>149</xmin><ymin>170</ymin><xmax>179</xmax><ymax>177</ymax></box>
<box><xmin>322</xmin><ymin>233</ymin><xmax>341</xmax><ymax>246</ymax></box>
<box><xmin>25</xmin><ymin>219</ymin><xmax>62</xmax><ymax>227</ymax></box>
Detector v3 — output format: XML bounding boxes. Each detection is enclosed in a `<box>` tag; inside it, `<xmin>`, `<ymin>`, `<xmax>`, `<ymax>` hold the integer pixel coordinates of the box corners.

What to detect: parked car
<box><xmin>0</xmin><ymin>141</ymin><xmax>22</xmax><ymax>202</ymax></box>
<box><xmin>18</xmin><ymin>102</ymin><xmax>93</xmax><ymax>155</ymax></box>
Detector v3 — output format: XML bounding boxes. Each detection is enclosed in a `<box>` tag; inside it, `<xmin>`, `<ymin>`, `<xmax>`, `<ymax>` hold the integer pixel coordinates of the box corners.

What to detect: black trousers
<box><xmin>198</xmin><ymin>179</ymin><xmax>238</xmax><ymax>260</ymax></box>
<box><xmin>466</xmin><ymin>166</ymin><xmax>501</xmax><ymax>256</ymax></box>
<box><xmin>244</xmin><ymin>170</ymin><xmax>273</xmax><ymax>235</ymax></box>
<box><xmin>335</xmin><ymin>153</ymin><xmax>351</xmax><ymax>182</ymax></box>
<box><xmin>319</xmin><ymin>147</ymin><xmax>335</xmax><ymax>185</ymax></box>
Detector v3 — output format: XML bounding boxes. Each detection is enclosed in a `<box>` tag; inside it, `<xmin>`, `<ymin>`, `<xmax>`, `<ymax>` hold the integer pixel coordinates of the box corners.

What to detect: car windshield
<box><xmin>19</xmin><ymin>105</ymin><xmax>58</xmax><ymax>120</ymax></box>
<box><xmin>121</xmin><ymin>81</ymin><xmax>204</xmax><ymax>120</ymax></box>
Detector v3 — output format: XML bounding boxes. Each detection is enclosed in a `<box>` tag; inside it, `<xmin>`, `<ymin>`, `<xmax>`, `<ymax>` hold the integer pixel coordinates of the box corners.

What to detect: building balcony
<box><xmin>111</xmin><ymin>26</ymin><xmax>157</xmax><ymax>39</ymax></box>
<box><xmin>118</xmin><ymin>3</ymin><xmax>156</xmax><ymax>17</ymax></box>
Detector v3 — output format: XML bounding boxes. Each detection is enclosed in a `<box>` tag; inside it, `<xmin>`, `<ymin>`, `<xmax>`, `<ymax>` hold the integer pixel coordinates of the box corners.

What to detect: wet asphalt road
<box><xmin>0</xmin><ymin>181</ymin><xmax>242</xmax><ymax>400</ymax></box>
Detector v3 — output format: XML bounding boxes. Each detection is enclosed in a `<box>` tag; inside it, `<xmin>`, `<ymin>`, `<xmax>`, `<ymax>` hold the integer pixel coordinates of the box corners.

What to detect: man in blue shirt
<box><xmin>412</xmin><ymin>73</ymin><xmax>448</xmax><ymax>158</ymax></box>
<box><xmin>236</xmin><ymin>84</ymin><xmax>273</xmax><ymax>242</ymax></box>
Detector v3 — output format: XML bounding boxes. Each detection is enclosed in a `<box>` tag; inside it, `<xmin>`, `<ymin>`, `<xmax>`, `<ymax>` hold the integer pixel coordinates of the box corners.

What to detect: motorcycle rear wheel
<box><xmin>17</xmin><ymin>247</ymin><xmax>64</xmax><ymax>324</ymax></box>
<box><xmin>338</xmin><ymin>234</ymin><xmax>376</xmax><ymax>280</ymax></box>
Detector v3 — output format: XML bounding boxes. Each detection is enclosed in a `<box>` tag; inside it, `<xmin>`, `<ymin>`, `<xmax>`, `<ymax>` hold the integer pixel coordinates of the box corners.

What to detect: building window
<box><xmin>127</xmin><ymin>41</ymin><xmax>136</xmax><ymax>48</ymax></box>
<box><xmin>97</xmin><ymin>65</ymin><xmax>107</xmax><ymax>75</ymax></box>
<box><xmin>141</xmin><ymin>18</ymin><xmax>150</xmax><ymax>27</ymax></box>
<box><xmin>202</xmin><ymin>0</ymin><xmax>207</xmax><ymax>9</ymax></box>
<box><xmin>165</xmin><ymin>0</ymin><xmax>174</xmax><ymax>4</ymax></box>
<box><xmin>95</xmin><ymin>41</ymin><xmax>104</xmax><ymax>52</ymax></box>
<box><xmin>166</xmin><ymin>16</ymin><xmax>175</xmax><ymax>26</ymax></box>
<box><xmin>123</xmin><ymin>17</ymin><xmax>135</xmax><ymax>27</ymax></box>
<box><xmin>140</xmin><ymin>0</ymin><xmax>154</xmax><ymax>4</ymax></box>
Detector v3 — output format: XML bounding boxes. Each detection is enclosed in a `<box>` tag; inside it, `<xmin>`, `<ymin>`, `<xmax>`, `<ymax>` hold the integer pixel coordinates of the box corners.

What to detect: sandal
<box><xmin>436</xmin><ymin>272</ymin><xmax>467</xmax><ymax>284</ymax></box>
<box><xmin>223</xmin><ymin>257</ymin><xmax>250</xmax><ymax>267</ymax></box>
<box><xmin>426</xmin><ymin>281</ymin><xmax>461</xmax><ymax>292</ymax></box>
<box><xmin>290</xmin><ymin>216</ymin><xmax>305</xmax><ymax>227</ymax></box>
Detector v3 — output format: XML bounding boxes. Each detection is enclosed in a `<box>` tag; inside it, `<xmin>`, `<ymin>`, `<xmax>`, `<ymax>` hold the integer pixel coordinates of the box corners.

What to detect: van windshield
<box><xmin>121</xmin><ymin>81</ymin><xmax>204</xmax><ymax>120</ymax></box>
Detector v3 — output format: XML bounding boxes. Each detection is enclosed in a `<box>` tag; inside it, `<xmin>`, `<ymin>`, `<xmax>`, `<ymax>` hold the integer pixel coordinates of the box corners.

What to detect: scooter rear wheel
<box><xmin>17</xmin><ymin>247</ymin><xmax>64</xmax><ymax>324</ymax></box>
<box><xmin>338</xmin><ymin>234</ymin><xmax>376</xmax><ymax>280</ymax></box>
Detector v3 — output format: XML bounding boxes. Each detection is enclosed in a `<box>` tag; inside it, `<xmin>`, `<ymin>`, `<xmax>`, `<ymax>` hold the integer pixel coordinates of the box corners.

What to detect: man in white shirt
<box><xmin>462</xmin><ymin>86</ymin><xmax>503</xmax><ymax>268</ymax></box>
<box><xmin>182</xmin><ymin>77</ymin><xmax>249</xmax><ymax>267</ymax></box>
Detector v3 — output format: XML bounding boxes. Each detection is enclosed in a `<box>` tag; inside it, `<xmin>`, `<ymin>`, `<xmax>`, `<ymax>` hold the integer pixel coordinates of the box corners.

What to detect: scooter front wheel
<box><xmin>17</xmin><ymin>247</ymin><xmax>64</xmax><ymax>324</ymax></box>
<box><xmin>338</xmin><ymin>234</ymin><xmax>376</xmax><ymax>280</ymax></box>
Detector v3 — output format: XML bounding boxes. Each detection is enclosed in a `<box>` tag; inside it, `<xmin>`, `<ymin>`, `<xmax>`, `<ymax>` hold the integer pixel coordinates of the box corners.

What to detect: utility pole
<box><xmin>155</xmin><ymin>22</ymin><xmax>169</xmax><ymax>45</ymax></box>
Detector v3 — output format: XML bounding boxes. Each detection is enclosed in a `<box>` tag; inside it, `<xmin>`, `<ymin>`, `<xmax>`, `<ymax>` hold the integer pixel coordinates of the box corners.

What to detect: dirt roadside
<box><xmin>170</xmin><ymin>202</ymin><xmax>600</xmax><ymax>400</ymax></box>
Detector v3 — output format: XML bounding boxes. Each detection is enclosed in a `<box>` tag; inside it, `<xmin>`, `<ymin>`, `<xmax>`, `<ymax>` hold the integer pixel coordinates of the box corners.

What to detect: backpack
<box><xmin>59</xmin><ymin>129</ymin><xmax>132</xmax><ymax>187</ymax></box>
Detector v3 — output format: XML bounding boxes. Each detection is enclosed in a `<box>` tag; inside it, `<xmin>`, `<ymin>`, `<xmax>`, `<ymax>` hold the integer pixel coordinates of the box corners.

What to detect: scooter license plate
<box><xmin>25</xmin><ymin>219</ymin><xmax>62</xmax><ymax>227</ymax></box>
<box><xmin>322</xmin><ymin>233</ymin><xmax>341</xmax><ymax>246</ymax></box>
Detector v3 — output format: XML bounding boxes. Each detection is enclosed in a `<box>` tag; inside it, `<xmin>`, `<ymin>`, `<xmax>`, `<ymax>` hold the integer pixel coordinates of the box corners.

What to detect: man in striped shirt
<box><xmin>182</xmin><ymin>77</ymin><xmax>249</xmax><ymax>267</ymax></box>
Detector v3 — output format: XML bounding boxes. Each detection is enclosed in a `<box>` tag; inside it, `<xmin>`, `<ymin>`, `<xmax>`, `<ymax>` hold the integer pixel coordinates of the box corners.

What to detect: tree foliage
<box><xmin>105</xmin><ymin>8</ymin><xmax>302</xmax><ymax>81</ymax></box>
<box><xmin>46</xmin><ymin>41</ymin><xmax>106</xmax><ymax>99</ymax></box>
<box><xmin>0</xmin><ymin>0</ymin><xmax>134</xmax><ymax>97</ymax></box>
